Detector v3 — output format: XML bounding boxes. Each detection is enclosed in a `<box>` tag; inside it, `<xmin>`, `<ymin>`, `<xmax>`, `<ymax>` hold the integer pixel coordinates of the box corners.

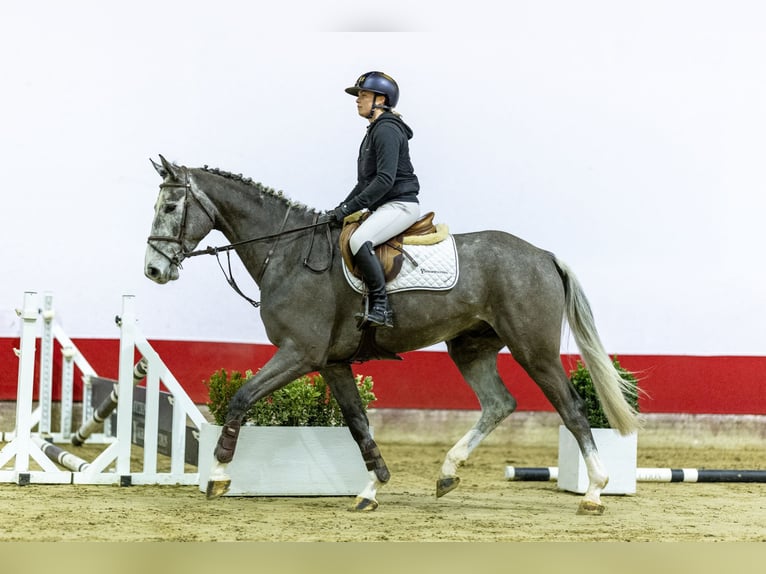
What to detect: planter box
<box><xmin>197</xmin><ymin>422</ymin><xmax>369</xmax><ymax>496</ymax></box>
<box><xmin>557</xmin><ymin>426</ymin><xmax>637</xmax><ymax>495</ymax></box>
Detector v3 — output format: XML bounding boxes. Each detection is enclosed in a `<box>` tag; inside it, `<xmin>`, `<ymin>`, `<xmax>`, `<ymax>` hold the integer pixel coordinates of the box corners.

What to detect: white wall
<box><xmin>2</xmin><ymin>1</ymin><xmax>764</xmax><ymax>355</ymax></box>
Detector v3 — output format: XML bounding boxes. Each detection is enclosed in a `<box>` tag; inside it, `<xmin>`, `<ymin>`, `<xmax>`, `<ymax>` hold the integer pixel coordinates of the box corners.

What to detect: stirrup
<box><xmin>355</xmin><ymin>296</ymin><xmax>393</xmax><ymax>330</ymax></box>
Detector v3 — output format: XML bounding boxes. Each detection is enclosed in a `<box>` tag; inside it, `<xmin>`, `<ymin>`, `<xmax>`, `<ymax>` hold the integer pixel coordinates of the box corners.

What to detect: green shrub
<box><xmin>204</xmin><ymin>368</ymin><xmax>376</xmax><ymax>426</ymax></box>
<box><xmin>568</xmin><ymin>356</ymin><xmax>639</xmax><ymax>428</ymax></box>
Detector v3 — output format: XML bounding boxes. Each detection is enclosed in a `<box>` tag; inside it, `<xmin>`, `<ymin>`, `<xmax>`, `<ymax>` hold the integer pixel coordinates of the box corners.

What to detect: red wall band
<box><xmin>1</xmin><ymin>337</ymin><xmax>764</xmax><ymax>414</ymax></box>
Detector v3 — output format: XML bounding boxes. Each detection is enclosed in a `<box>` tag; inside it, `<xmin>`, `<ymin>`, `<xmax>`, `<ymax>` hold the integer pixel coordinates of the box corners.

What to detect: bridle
<box><xmin>147</xmin><ymin>167</ymin><xmax>334</xmax><ymax>308</ymax></box>
<box><xmin>146</xmin><ymin>167</ymin><xmax>216</xmax><ymax>268</ymax></box>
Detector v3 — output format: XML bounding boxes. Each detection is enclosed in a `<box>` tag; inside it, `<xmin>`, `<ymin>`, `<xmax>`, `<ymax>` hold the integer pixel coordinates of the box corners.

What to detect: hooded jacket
<box><xmin>340</xmin><ymin>111</ymin><xmax>420</xmax><ymax>213</ymax></box>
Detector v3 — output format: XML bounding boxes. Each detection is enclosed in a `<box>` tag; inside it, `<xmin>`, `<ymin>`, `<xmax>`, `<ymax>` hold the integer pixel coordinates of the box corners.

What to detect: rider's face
<box><xmin>356</xmin><ymin>90</ymin><xmax>383</xmax><ymax>119</ymax></box>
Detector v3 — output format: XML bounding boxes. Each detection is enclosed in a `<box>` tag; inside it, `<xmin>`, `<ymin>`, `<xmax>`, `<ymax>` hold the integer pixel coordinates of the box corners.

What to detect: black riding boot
<box><xmin>353</xmin><ymin>241</ymin><xmax>393</xmax><ymax>328</ymax></box>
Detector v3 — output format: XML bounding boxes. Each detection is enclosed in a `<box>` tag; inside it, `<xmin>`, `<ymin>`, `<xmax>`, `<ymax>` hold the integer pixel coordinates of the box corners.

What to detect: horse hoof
<box><xmin>436</xmin><ymin>476</ymin><xmax>460</xmax><ymax>498</ymax></box>
<box><xmin>576</xmin><ymin>500</ymin><xmax>605</xmax><ymax>515</ymax></box>
<box><xmin>350</xmin><ymin>496</ymin><xmax>379</xmax><ymax>512</ymax></box>
<box><xmin>206</xmin><ymin>478</ymin><xmax>231</xmax><ymax>499</ymax></box>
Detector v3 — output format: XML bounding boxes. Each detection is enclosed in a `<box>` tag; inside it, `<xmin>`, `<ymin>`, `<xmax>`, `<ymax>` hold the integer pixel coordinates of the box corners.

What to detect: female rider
<box><xmin>328</xmin><ymin>71</ymin><xmax>420</xmax><ymax>328</ymax></box>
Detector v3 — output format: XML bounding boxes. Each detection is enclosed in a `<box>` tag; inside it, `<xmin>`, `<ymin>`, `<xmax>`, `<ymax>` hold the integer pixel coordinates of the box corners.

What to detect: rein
<box><xmin>183</xmin><ymin>219</ymin><xmax>330</xmax><ymax>259</ymax></box>
<box><xmin>184</xmin><ymin>209</ymin><xmax>334</xmax><ymax>309</ymax></box>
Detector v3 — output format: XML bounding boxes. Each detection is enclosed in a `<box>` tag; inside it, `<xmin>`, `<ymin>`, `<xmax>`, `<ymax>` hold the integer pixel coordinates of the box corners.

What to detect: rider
<box><xmin>328</xmin><ymin>71</ymin><xmax>421</xmax><ymax>328</ymax></box>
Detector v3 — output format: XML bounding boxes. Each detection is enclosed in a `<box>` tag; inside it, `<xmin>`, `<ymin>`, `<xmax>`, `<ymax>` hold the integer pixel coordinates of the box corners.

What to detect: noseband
<box><xmin>147</xmin><ymin>168</ymin><xmax>216</xmax><ymax>267</ymax></box>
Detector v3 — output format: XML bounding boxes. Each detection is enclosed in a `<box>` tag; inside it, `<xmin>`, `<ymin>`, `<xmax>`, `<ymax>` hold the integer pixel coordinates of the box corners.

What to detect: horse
<box><xmin>144</xmin><ymin>154</ymin><xmax>640</xmax><ymax>515</ymax></box>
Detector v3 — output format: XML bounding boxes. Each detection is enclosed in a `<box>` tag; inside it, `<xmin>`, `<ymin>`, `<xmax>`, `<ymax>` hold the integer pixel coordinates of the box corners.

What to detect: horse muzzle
<box><xmin>144</xmin><ymin>261</ymin><xmax>180</xmax><ymax>284</ymax></box>
<box><xmin>145</xmin><ymin>240</ymin><xmax>184</xmax><ymax>284</ymax></box>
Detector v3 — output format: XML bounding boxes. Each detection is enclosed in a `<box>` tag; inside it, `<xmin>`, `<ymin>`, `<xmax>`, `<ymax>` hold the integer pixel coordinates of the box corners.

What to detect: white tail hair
<box><xmin>554</xmin><ymin>257</ymin><xmax>642</xmax><ymax>435</ymax></box>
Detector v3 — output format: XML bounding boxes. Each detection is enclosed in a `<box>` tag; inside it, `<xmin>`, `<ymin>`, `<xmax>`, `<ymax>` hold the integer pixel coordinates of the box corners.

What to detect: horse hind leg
<box><xmin>518</xmin><ymin>354</ymin><xmax>609</xmax><ymax>514</ymax></box>
<box><xmin>437</xmin><ymin>333</ymin><xmax>517</xmax><ymax>498</ymax></box>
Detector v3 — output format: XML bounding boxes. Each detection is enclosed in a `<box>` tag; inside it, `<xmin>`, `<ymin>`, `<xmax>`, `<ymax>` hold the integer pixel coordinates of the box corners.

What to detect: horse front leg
<box><xmin>206</xmin><ymin>344</ymin><xmax>318</xmax><ymax>499</ymax></box>
<box><xmin>321</xmin><ymin>363</ymin><xmax>390</xmax><ymax>511</ymax></box>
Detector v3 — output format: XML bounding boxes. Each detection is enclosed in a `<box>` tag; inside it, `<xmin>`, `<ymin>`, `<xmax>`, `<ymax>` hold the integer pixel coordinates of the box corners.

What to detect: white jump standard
<box><xmin>0</xmin><ymin>292</ymin><xmax>205</xmax><ymax>487</ymax></box>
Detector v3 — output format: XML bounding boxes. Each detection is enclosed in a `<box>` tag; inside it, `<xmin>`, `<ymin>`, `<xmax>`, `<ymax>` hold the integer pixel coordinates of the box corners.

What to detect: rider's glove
<box><xmin>325</xmin><ymin>204</ymin><xmax>349</xmax><ymax>227</ymax></box>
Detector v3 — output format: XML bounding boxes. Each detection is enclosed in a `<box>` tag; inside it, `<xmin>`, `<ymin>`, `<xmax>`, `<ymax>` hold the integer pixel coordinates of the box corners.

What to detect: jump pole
<box><xmin>70</xmin><ymin>357</ymin><xmax>149</xmax><ymax>446</ymax></box>
<box><xmin>505</xmin><ymin>466</ymin><xmax>766</xmax><ymax>483</ymax></box>
<box><xmin>32</xmin><ymin>436</ymin><xmax>90</xmax><ymax>472</ymax></box>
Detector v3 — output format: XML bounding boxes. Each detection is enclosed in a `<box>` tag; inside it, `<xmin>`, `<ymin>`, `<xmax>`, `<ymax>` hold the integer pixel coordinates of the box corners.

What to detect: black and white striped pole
<box><xmin>505</xmin><ymin>466</ymin><xmax>766</xmax><ymax>483</ymax></box>
<box><xmin>71</xmin><ymin>357</ymin><xmax>149</xmax><ymax>446</ymax></box>
<box><xmin>33</xmin><ymin>436</ymin><xmax>90</xmax><ymax>472</ymax></box>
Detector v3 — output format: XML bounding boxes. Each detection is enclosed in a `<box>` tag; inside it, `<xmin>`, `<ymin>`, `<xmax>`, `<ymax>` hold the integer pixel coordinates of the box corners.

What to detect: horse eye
<box><xmin>163</xmin><ymin>203</ymin><xmax>177</xmax><ymax>214</ymax></box>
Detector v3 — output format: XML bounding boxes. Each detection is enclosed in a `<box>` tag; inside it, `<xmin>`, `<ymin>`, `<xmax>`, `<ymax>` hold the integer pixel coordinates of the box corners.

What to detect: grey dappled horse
<box><xmin>144</xmin><ymin>155</ymin><xmax>640</xmax><ymax>515</ymax></box>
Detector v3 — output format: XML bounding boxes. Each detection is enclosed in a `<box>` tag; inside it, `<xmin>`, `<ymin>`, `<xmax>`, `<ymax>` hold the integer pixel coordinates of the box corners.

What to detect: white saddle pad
<box><xmin>343</xmin><ymin>235</ymin><xmax>459</xmax><ymax>294</ymax></box>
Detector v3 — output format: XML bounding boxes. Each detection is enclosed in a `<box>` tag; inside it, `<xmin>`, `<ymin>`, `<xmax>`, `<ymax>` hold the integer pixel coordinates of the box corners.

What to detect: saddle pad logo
<box><xmin>343</xmin><ymin>235</ymin><xmax>459</xmax><ymax>294</ymax></box>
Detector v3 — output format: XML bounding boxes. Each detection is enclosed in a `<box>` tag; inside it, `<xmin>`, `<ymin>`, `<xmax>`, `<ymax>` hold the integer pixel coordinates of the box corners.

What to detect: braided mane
<box><xmin>199</xmin><ymin>164</ymin><xmax>318</xmax><ymax>213</ymax></box>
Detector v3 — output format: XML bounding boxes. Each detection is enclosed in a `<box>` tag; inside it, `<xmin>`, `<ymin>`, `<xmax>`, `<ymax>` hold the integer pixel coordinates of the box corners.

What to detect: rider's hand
<box><xmin>324</xmin><ymin>204</ymin><xmax>348</xmax><ymax>227</ymax></box>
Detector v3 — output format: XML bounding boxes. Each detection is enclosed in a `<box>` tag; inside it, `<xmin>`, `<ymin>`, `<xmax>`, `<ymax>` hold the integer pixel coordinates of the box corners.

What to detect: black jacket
<box><xmin>341</xmin><ymin>112</ymin><xmax>420</xmax><ymax>213</ymax></box>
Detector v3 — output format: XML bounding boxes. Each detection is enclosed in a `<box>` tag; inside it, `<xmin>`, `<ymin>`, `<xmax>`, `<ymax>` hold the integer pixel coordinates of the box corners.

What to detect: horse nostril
<box><xmin>146</xmin><ymin>266</ymin><xmax>160</xmax><ymax>278</ymax></box>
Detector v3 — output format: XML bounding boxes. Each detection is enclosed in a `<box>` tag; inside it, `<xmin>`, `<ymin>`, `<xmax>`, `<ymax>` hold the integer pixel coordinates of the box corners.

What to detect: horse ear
<box><xmin>150</xmin><ymin>157</ymin><xmax>167</xmax><ymax>178</ymax></box>
<box><xmin>156</xmin><ymin>154</ymin><xmax>180</xmax><ymax>180</ymax></box>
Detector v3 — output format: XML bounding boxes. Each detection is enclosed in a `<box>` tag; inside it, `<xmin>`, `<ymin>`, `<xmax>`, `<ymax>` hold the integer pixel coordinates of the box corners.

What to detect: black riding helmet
<box><xmin>345</xmin><ymin>71</ymin><xmax>400</xmax><ymax>110</ymax></box>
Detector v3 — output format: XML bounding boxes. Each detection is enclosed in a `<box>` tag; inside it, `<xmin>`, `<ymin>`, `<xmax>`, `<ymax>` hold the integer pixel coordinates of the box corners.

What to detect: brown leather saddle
<box><xmin>339</xmin><ymin>211</ymin><xmax>441</xmax><ymax>282</ymax></box>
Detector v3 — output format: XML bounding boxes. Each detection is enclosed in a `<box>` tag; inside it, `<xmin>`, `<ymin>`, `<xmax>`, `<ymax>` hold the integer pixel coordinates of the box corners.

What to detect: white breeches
<box><xmin>349</xmin><ymin>201</ymin><xmax>421</xmax><ymax>255</ymax></box>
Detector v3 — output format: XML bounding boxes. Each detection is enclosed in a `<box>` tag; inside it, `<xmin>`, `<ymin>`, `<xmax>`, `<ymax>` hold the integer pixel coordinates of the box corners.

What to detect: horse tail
<box><xmin>552</xmin><ymin>255</ymin><xmax>642</xmax><ymax>435</ymax></box>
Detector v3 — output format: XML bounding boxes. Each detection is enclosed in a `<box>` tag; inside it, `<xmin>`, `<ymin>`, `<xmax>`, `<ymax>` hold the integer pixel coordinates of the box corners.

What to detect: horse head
<box><xmin>144</xmin><ymin>155</ymin><xmax>217</xmax><ymax>284</ymax></box>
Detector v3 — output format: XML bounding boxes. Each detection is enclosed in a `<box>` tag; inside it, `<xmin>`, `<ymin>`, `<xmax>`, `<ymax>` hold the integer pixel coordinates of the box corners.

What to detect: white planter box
<box><xmin>557</xmin><ymin>426</ymin><xmax>637</xmax><ymax>495</ymax></box>
<box><xmin>197</xmin><ymin>423</ymin><xmax>369</xmax><ymax>496</ymax></box>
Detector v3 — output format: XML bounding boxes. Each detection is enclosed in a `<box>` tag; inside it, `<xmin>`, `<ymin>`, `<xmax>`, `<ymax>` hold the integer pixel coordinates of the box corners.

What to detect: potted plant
<box><xmin>557</xmin><ymin>356</ymin><xmax>640</xmax><ymax>495</ymax></box>
<box><xmin>197</xmin><ymin>369</ymin><xmax>376</xmax><ymax>496</ymax></box>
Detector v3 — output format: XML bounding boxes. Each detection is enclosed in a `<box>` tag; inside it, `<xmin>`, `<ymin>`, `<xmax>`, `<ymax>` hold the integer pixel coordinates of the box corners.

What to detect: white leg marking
<box><xmin>582</xmin><ymin>452</ymin><xmax>609</xmax><ymax>505</ymax></box>
<box><xmin>440</xmin><ymin>429</ymin><xmax>485</xmax><ymax>477</ymax></box>
<box><xmin>209</xmin><ymin>460</ymin><xmax>230</xmax><ymax>482</ymax></box>
<box><xmin>358</xmin><ymin>470</ymin><xmax>382</xmax><ymax>501</ymax></box>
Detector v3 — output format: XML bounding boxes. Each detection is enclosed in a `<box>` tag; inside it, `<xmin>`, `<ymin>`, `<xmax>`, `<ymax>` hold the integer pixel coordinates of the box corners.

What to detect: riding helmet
<box><xmin>345</xmin><ymin>71</ymin><xmax>400</xmax><ymax>108</ymax></box>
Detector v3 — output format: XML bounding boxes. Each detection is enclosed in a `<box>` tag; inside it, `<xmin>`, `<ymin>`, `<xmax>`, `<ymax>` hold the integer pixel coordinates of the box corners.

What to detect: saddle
<box><xmin>339</xmin><ymin>211</ymin><xmax>449</xmax><ymax>282</ymax></box>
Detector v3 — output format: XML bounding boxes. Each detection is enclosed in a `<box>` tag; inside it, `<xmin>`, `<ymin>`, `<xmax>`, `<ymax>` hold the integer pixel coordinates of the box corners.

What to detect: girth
<box><xmin>339</xmin><ymin>211</ymin><xmax>444</xmax><ymax>282</ymax></box>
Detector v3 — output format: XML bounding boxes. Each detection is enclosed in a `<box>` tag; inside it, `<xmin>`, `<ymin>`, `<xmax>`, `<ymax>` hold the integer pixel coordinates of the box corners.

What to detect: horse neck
<box><xmin>197</xmin><ymin>173</ymin><xmax>316</xmax><ymax>278</ymax></box>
